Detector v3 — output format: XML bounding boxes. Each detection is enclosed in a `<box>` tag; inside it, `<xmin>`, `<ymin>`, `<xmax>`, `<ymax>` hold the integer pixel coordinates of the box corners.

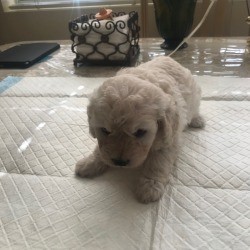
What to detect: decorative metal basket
<box><xmin>69</xmin><ymin>11</ymin><xmax>140</xmax><ymax>66</ymax></box>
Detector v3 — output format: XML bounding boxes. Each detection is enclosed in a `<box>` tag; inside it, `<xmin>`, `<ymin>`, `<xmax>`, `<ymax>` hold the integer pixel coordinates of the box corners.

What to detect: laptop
<box><xmin>0</xmin><ymin>42</ymin><xmax>60</xmax><ymax>69</ymax></box>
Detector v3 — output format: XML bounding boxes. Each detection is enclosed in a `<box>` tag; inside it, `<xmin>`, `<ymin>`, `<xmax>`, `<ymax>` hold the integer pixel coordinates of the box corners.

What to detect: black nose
<box><xmin>112</xmin><ymin>158</ymin><xmax>130</xmax><ymax>166</ymax></box>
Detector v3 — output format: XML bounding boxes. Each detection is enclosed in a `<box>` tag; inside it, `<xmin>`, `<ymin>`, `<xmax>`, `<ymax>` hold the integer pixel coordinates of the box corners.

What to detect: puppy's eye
<box><xmin>133</xmin><ymin>129</ymin><xmax>147</xmax><ymax>138</ymax></box>
<box><xmin>101</xmin><ymin>127</ymin><xmax>111</xmax><ymax>135</ymax></box>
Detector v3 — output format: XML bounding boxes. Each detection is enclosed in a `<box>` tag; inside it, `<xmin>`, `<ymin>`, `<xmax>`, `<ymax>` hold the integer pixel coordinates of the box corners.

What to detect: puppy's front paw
<box><xmin>75</xmin><ymin>157</ymin><xmax>108</xmax><ymax>178</ymax></box>
<box><xmin>136</xmin><ymin>177</ymin><xmax>165</xmax><ymax>204</ymax></box>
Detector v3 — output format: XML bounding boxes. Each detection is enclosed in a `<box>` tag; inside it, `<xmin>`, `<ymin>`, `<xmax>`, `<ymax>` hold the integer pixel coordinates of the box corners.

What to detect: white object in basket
<box><xmin>72</xmin><ymin>14</ymin><xmax>131</xmax><ymax>61</ymax></box>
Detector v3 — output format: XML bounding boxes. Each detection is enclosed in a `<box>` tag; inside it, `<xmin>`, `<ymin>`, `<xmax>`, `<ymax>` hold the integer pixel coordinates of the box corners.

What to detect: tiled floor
<box><xmin>0</xmin><ymin>37</ymin><xmax>249</xmax><ymax>79</ymax></box>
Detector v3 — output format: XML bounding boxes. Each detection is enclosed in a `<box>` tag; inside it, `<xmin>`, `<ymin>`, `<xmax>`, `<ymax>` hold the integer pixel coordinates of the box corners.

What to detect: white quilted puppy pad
<box><xmin>0</xmin><ymin>76</ymin><xmax>249</xmax><ymax>249</ymax></box>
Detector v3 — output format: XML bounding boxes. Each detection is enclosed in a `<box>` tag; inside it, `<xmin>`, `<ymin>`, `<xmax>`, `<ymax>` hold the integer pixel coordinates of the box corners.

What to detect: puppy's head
<box><xmin>87</xmin><ymin>75</ymin><xmax>178</xmax><ymax>168</ymax></box>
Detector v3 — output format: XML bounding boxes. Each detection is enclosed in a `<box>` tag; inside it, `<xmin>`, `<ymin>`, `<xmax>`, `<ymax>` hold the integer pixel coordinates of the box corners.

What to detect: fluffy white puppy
<box><xmin>76</xmin><ymin>56</ymin><xmax>204</xmax><ymax>203</ymax></box>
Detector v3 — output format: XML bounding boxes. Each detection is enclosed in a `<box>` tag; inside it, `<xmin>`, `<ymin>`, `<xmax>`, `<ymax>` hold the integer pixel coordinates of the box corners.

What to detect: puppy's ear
<box><xmin>156</xmin><ymin>95</ymin><xmax>180</xmax><ymax>148</ymax></box>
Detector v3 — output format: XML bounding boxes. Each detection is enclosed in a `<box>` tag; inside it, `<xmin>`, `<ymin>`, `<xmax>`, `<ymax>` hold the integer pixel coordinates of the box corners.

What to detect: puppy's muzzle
<box><xmin>112</xmin><ymin>158</ymin><xmax>130</xmax><ymax>167</ymax></box>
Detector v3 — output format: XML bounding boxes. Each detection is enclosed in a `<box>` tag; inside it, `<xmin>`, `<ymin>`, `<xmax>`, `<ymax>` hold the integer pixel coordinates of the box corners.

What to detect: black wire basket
<box><xmin>69</xmin><ymin>11</ymin><xmax>140</xmax><ymax>66</ymax></box>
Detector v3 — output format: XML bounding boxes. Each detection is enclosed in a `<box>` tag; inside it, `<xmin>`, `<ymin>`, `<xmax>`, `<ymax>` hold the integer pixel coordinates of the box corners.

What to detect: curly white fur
<box><xmin>75</xmin><ymin>56</ymin><xmax>205</xmax><ymax>203</ymax></box>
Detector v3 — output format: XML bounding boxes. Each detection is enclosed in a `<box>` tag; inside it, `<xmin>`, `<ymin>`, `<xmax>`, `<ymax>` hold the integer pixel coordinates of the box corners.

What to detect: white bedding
<box><xmin>0</xmin><ymin>76</ymin><xmax>249</xmax><ymax>249</ymax></box>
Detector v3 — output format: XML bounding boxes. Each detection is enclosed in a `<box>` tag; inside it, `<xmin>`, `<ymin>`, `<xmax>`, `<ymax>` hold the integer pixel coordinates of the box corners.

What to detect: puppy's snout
<box><xmin>112</xmin><ymin>158</ymin><xmax>130</xmax><ymax>167</ymax></box>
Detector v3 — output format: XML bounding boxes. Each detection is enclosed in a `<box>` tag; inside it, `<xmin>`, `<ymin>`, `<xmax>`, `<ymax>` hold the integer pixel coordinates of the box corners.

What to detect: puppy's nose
<box><xmin>112</xmin><ymin>158</ymin><xmax>130</xmax><ymax>167</ymax></box>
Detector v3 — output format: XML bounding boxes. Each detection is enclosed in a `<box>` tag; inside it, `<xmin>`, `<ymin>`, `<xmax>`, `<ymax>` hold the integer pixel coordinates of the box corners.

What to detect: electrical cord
<box><xmin>168</xmin><ymin>0</ymin><xmax>217</xmax><ymax>57</ymax></box>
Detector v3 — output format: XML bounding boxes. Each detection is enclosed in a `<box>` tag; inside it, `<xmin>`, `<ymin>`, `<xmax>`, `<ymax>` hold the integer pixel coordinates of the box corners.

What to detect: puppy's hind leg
<box><xmin>75</xmin><ymin>147</ymin><xmax>109</xmax><ymax>178</ymax></box>
<box><xmin>189</xmin><ymin>114</ymin><xmax>205</xmax><ymax>129</ymax></box>
<box><xmin>188</xmin><ymin>94</ymin><xmax>205</xmax><ymax>129</ymax></box>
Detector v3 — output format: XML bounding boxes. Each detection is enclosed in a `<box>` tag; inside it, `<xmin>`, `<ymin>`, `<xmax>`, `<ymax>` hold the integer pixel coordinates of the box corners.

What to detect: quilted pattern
<box><xmin>1</xmin><ymin>76</ymin><xmax>105</xmax><ymax>97</ymax></box>
<box><xmin>0</xmin><ymin>173</ymin><xmax>249</xmax><ymax>249</ymax></box>
<box><xmin>198</xmin><ymin>76</ymin><xmax>250</xmax><ymax>101</ymax></box>
<box><xmin>0</xmin><ymin>97</ymin><xmax>93</xmax><ymax>176</ymax></box>
<box><xmin>0</xmin><ymin>76</ymin><xmax>249</xmax><ymax>249</ymax></box>
<box><xmin>175</xmin><ymin>101</ymin><xmax>250</xmax><ymax>190</ymax></box>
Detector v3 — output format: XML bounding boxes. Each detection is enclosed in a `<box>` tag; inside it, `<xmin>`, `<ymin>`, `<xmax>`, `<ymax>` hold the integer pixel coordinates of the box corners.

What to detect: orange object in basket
<box><xmin>95</xmin><ymin>8</ymin><xmax>113</xmax><ymax>20</ymax></box>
